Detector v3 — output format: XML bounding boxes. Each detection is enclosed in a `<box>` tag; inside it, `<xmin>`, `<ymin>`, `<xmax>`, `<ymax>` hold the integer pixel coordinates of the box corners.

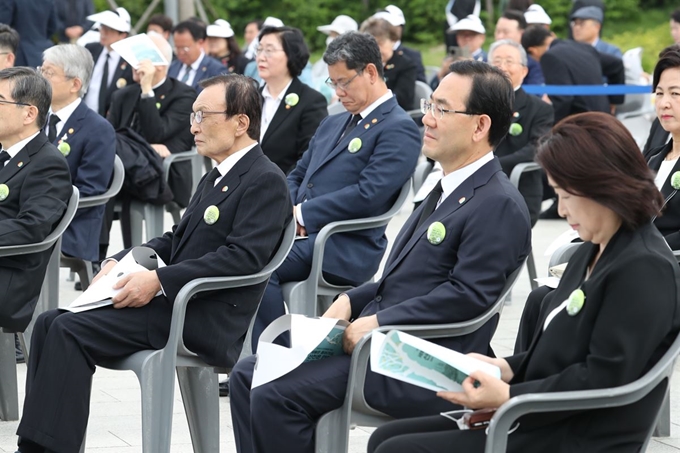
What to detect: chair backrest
<box><xmin>412</xmin><ymin>160</ymin><xmax>434</xmax><ymax>196</ymax></box>
<box><xmin>412</xmin><ymin>81</ymin><xmax>432</xmax><ymax>111</ymax></box>
<box><xmin>485</xmin><ymin>325</ymin><xmax>680</xmax><ymax>453</ymax></box>
<box><xmin>78</xmin><ymin>155</ymin><xmax>124</xmax><ymax>209</ymax></box>
<box><xmin>548</xmin><ymin>242</ymin><xmax>581</xmax><ymax>268</ymax></box>
<box><xmin>327</xmin><ymin>102</ymin><xmax>346</xmax><ymax>115</ymax></box>
<box><xmin>0</xmin><ymin>185</ymin><xmax>79</xmax><ymax>258</ymax></box>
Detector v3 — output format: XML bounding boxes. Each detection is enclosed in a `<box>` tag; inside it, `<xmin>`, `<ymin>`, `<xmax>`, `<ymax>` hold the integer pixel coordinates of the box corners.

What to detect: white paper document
<box><xmin>534</xmin><ymin>276</ymin><xmax>561</xmax><ymax>289</ymax></box>
<box><xmin>370</xmin><ymin>330</ymin><xmax>501</xmax><ymax>392</ymax></box>
<box><xmin>252</xmin><ymin>314</ymin><xmax>349</xmax><ymax>388</ymax></box>
<box><xmin>111</xmin><ymin>33</ymin><xmax>169</xmax><ymax>68</ymax></box>
<box><xmin>63</xmin><ymin>247</ymin><xmax>166</xmax><ymax>313</ymax></box>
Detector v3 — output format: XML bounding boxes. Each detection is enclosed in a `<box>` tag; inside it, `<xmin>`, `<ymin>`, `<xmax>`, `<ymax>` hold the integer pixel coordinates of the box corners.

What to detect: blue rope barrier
<box><xmin>523</xmin><ymin>84</ymin><xmax>652</xmax><ymax>95</ymax></box>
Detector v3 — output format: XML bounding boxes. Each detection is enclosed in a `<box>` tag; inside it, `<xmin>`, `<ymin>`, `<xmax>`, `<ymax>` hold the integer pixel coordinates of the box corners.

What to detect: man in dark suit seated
<box><xmin>249</xmin><ymin>31</ymin><xmax>421</xmax><ymax>353</ymax></box>
<box><xmin>107</xmin><ymin>32</ymin><xmax>196</xmax><ymax>210</ymax></box>
<box><xmin>489</xmin><ymin>39</ymin><xmax>554</xmax><ymax>225</ymax></box>
<box><xmin>0</xmin><ymin>67</ymin><xmax>72</xmax><ymax>335</ymax></box>
<box><xmin>0</xmin><ymin>25</ymin><xmax>19</xmax><ymax>70</ymax></box>
<box><xmin>82</xmin><ymin>8</ymin><xmax>134</xmax><ymax>117</ymax></box>
<box><xmin>40</xmin><ymin>44</ymin><xmax>116</xmax><ymax>268</ymax></box>
<box><xmin>168</xmin><ymin>20</ymin><xmax>226</xmax><ymax>93</ymax></box>
<box><xmin>229</xmin><ymin>59</ymin><xmax>532</xmax><ymax>453</ymax></box>
<box><xmin>14</xmin><ymin>74</ymin><xmax>292</xmax><ymax>453</ymax></box>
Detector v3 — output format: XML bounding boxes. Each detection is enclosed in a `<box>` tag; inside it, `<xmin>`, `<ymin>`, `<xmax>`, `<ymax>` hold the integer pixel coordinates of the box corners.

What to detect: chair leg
<box><xmin>127</xmin><ymin>202</ymin><xmax>145</xmax><ymax>247</ymax></box>
<box><xmin>315</xmin><ymin>409</ymin><xmax>350</xmax><ymax>453</ymax></box>
<box><xmin>177</xmin><ymin>366</ymin><xmax>220</xmax><ymax>453</ymax></box>
<box><xmin>653</xmin><ymin>391</ymin><xmax>671</xmax><ymax>437</ymax></box>
<box><xmin>144</xmin><ymin>204</ymin><xmax>165</xmax><ymax>242</ymax></box>
<box><xmin>171</xmin><ymin>208</ymin><xmax>181</xmax><ymax>226</ymax></box>
<box><xmin>138</xmin><ymin>355</ymin><xmax>175</xmax><ymax>453</ymax></box>
<box><xmin>76</xmin><ymin>261</ymin><xmax>94</xmax><ymax>291</ymax></box>
<box><xmin>0</xmin><ymin>332</ymin><xmax>19</xmax><ymax>421</ymax></box>
<box><xmin>527</xmin><ymin>250</ymin><xmax>538</xmax><ymax>290</ymax></box>
<box><xmin>17</xmin><ymin>332</ymin><xmax>28</xmax><ymax>363</ymax></box>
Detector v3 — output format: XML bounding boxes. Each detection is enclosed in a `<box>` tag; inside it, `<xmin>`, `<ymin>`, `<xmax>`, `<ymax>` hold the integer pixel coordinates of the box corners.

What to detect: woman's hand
<box><xmin>467</xmin><ymin>353</ymin><xmax>514</xmax><ymax>383</ymax></box>
<box><xmin>437</xmin><ymin>371</ymin><xmax>510</xmax><ymax>409</ymax></box>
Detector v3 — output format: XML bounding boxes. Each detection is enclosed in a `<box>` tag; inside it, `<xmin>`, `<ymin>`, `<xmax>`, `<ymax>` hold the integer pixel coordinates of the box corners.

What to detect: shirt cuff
<box><xmin>295</xmin><ymin>204</ymin><xmax>305</xmax><ymax>227</ymax></box>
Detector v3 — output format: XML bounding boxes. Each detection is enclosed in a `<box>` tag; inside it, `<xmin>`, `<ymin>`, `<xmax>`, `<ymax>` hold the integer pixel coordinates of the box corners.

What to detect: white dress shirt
<box><xmin>213</xmin><ymin>142</ymin><xmax>258</xmax><ymax>186</ymax></box>
<box><xmin>177</xmin><ymin>51</ymin><xmax>206</xmax><ymax>87</ymax></box>
<box><xmin>84</xmin><ymin>48</ymin><xmax>121</xmax><ymax>113</ymax></box>
<box><xmin>3</xmin><ymin>131</ymin><xmax>40</xmax><ymax>165</ymax></box>
<box><xmin>260</xmin><ymin>79</ymin><xmax>293</xmax><ymax>141</ymax></box>
<box><xmin>438</xmin><ymin>152</ymin><xmax>494</xmax><ymax>207</ymax></box>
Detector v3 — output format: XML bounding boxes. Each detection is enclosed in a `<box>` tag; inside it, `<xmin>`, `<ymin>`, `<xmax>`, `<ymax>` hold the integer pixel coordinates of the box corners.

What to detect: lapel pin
<box><xmin>121</xmin><ymin>62</ymin><xmax>127</xmax><ymax>70</ymax></box>
<box><xmin>427</xmin><ymin>221</ymin><xmax>446</xmax><ymax>245</ymax></box>
<box><xmin>348</xmin><ymin>137</ymin><xmax>362</xmax><ymax>153</ymax></box>
<box><xmin>285</xmin><ymin>93</ymin><xmax>299</xmax><ymax>107</ymax></box>
<box><xmin>116</xmin><ymin>78</ymin><xmax>127</xmax><ymax>89</ymax></box>
<box><xmin>566</xmin><ymin>289</ymin><xmax>586</xmax><ymax>316</ymax></box>
<box><xmin>204</xmin><ymin>205</ymin><xmax>220</xmax><ymax>225</ymax></box>
<box><xmin>68</xmin><ymin>128</ymin><xmax>74</xmax><ymax>134</ymax></box>
<box><xmin>202</xmin><ymin>66</ymin><xmax>207</xmax><ymax>72</ymax></box>
<box><xmin>222</xmin><ymin>186</ymin><xmax>228</xmax><ymax>192</ymax></box>
<box><xmin>364</xmin><ymin>124</ymin><xmax>370</xmax><ymax>129</ymax></box>
<box><xmin>513</xmin><ymin>111</ymin><xmax>520</xmax><ymax>118</ymax></box>
<box><xmin>17</xmin><ymin>161</ymin><xmax>23</xmax><ymax>167</ymax></box>
<box><xmin>371</xmin><ymin>118</ymin><xmax>377</xmax><ymax>124</ymax></box>
<box><xmin>285</xmin><ymin>104</ymin><xmax>291</xmax><ymax>109</ymax></box>
<box><xmin>509</xmin><ymin>123</ymin><xmax>523</xmax><ymax>136</ymax></box>
<box><xmin>58</xmin><ymin>141</ymin><xmax>71</xmax><ymax>156</ymax></box>
<box><xmin>160</xmin><ymin>94</ymin><xmax>165</xmax><ymax>99</ymax></box>
<box><xmin>459</xmin><ymin>197</ymin><xmax>466</xmax><ymax>204</ymax></box>
<box><xmin>0</xmin><ymin>184</ymin><xmax>9</xmax><ymax>201</ymax></box>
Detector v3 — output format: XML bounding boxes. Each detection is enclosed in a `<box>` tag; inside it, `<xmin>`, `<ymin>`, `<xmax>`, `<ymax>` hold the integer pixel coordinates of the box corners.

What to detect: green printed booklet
<box><xmin>370</xmin><ymin>330</ymin><xmax>501</xmax><ymax>392</ymax></box>
<box><xmin>252</xmin><ymin>314</ymin><xmax>349</xmax><ymax>388</ymax></box>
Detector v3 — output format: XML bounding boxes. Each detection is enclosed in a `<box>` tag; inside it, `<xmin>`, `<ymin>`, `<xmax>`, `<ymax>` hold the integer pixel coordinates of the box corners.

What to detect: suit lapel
<box><xmin>647</xmin><ymin>142</ymin><xmax>672</xmax><ymax>172</ymax></box>
<box><xmin>54</xmin><ymin>102</ymin><xmax>87</xmax><ymax>145</ymax></box>
<box><xmin>0</xmin><ymin>135</ymin><xmax>45</xmax><ymax>182</ymax></box>
<box><xmin>261</xmin><ymin>78</ymin><xmax>302</xmax><ymax>147</ymax></box>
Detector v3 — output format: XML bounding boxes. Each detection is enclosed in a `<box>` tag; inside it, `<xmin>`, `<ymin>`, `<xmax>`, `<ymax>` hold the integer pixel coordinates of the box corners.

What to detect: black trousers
<box><xmin>17</xmin><ymin>301</ymin><xmax>172</xmax><ymax>453</ymax></box>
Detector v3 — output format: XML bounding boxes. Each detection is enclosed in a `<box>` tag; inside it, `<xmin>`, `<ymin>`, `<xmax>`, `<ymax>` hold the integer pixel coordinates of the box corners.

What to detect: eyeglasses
<box><xmin>325</xmin><ymin>71</ymin><xmax>363</xmax><ymax>91</ymax></box>
<box><xmin>0</xmin><ymin>98</ymin><xmax>30</xmax><ymax>107</ymax></box>
<box><xmin>420</xmin><ymin>99</ymin><xmax>481</xmax><ymax>120</ymax></box>
<box><xmin>36</xmin><ymin>66</ymin><xmax>74</xmax><ymax>80</ymax></box>
<box><xmin>255</xmin><ymin>47</ymin><xmax>284</xmax><ymax>58</ymax></box>
<box><xmin>174</xmin><ymin>46</ymin><xmax>191</xmax><ymax>54</ymax></box>
<box><xmin>490</xmin><ymin>59</ymin><xmax>524</xmax><ymax>68</ymax></box>
<box><xmin>190</xmin><ymin>110</ymin><xmax>229</xmax><ymax>125</ymax></box>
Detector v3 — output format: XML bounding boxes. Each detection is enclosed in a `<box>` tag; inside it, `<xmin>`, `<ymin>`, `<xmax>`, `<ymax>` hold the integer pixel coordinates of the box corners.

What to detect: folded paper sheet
<box><xmin>64</xmin><ymin>246</ymin><xmax>166</xmax><ymax>313</ymax></box>
<box><xmin>111</xmin><ymin>33</ymin><xmax>169</xmax><ymax>69</ymax></box>
<box><xmin>370</xmin><ymin>330</ymin><xmax>501</xmax><ymax>392</ymax></box>
<box><xmin>252</xmin><ymin>314</ymin><xmax>349</xmax><ymax>388</ymax></box>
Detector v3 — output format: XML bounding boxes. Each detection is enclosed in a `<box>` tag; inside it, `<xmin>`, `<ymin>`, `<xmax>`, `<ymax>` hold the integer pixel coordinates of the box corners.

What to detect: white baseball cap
<box><xmin>372</xmin><ymin>11</ymin><xmax>401</xmax><ymax>27</ymax></box>
<box><xmin>207</xmin><ymin>19</ymin><xmax>235</xmax><ymax>38</ymax></box>
<box><xmin>87</xmin><ymin>7</ymin><xmax>131</xmax><ymax>33</ymax></box>
<box><xmin>384</xmin><ymin>5</ymin><xmax>406</xmax><ymax>26</ymax></box>
<box><xmin>524</xmin><ymin>4</ymin><xmax>552</xmax><ymax>25</ymax></box>
<box><xmin>317</xmin><ymin>15</ymin><xmax>358</xmax><ymax>35</ymax></box>
<box><xmin>448</xmin><ymin>14</ymin><xmax>485</xmax><ymax>34</ymax></box>
<box><xmin>263</xmin><ymin>16</ymin><xmax>284</xmax><ymax>28</ymax></box>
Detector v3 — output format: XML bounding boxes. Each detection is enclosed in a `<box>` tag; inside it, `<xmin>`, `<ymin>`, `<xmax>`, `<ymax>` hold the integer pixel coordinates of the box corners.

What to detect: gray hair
<box><xmin>323</xmin><ymin>31</ymin><xmax>384</xmax><ymax>79</ymax></box>
<box><xmin>147</xmin><ymin>31</ymin><xmax>173</xmax><ymax>65</ymax></box>
<box><xmin>488</xmin><ymin>39</ymin><xmax>528</xmax><ymax>67</ymax></box>
<box><xmin>43</xmin><ymin>44</ymin><xmax>94</xmax><ymax>98</ymax></box>
<box><xmin>0</xmin><ymin>67</ymin><xmax>51</xmax><ymax>129</ymax></box>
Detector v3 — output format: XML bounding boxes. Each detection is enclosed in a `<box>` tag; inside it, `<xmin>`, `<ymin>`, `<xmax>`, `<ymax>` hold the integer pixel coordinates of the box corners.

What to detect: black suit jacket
<box><xmin>260</xmin><ymin>77</ymin><xmax>327</xmax><ymax>175</ymax></box>
<box><xmin>541</xmin><ymin>39</ymin><xmax>614</xmax><ymax>123</ymax></box>
<box><xmin>384</xmin><ymin>51</ymin><xmax>417</xmax><ymax>111</ymax></box>
<box><xmin>644</xmin><ymin>141</ymin><xmax>680</xmax><ymax>249</ymax></box>
<box><xmin>85</xmin><ymin>43</ymin><xmax>135</xmax><ymax>117</ymax></box>
<box><xmin>495</xmin><ymin>88</ymin><xmax>554</xmax><ymax>226</ymax></box>
<box><xmin>107</xmin><ymin>78</ymin><xmax>197</xmax><ymax>207</ymax></box>
<box><xmin>112</xmin><ymin>146</ymin><xmax>292</xmax><ymax>367</ymax></box>
<box><xmin>502</xmin><ymin>224</ymin><xmax>680</xmax><ymax>450</ymax></box>
<box><xmin>643</xmin><ymin>117</ymin><xmax>671</xmax><ymax>155</ymax></box>
<box><xmin>0</xmin><ymin>133</ymin><xmax>72</xmax><ymax>331</ymax></box>
<box><xmin>397</xmin><ymin>43</ymin><xmax>426</xmax><ymax>83</ymax></box>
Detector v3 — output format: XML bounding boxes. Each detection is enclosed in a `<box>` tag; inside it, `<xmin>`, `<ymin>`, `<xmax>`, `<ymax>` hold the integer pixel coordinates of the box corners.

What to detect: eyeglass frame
<box><xmin>490</xmin><ymin>58</ymin><xmax>525</xmax><ymax>68</ymax></box>
<box><xmin>173</xmin><ymin>46</ymin><xmax>191</xmax><ymax>54</ymax></box>
<box><xmin>0</xmin><ymin>98</ymin><xmax>31</xmax><ymax>107</ymax></box>
<box><xmin>420</xmin><ymin>99</ymin><xmax>482</xmax><ymax>120</ymax></box>
<box><xmin>255</xmin><ymin>46</ymin><xmax>285</xmax><ymax>58</ymax></box>
<box><xmin>189</xmin><ymin>110</ymin><xmax>230</xmax><ymax>125</ymax></box>
<box><xmin>325</xmin><ymin>69</ymin><xmax>364</xmax><ymax>91</ymax></box>
<box><xmin>36</xmin><ymin>66</ymin><xmax>75</xmax><ymax>80</ymax></box>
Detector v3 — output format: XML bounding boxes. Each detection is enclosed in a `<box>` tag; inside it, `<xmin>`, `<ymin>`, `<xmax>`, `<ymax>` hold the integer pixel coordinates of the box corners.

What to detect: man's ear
<box><xmin>235</xmin><ymin>113</ymin><xmax>251</xmax><ymax>137</ymax></box>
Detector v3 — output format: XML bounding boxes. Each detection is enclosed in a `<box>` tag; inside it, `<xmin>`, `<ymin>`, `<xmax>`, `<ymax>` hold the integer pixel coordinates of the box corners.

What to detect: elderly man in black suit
<box><xmin>14</xmin><ymin>74</ymin><xmax>292</xmax><ymax>453</ymax></box>
<box><xmin>0</xmin><ymin>67</ymin><xmax>72</xmax><ymax>333</ymax></box>
<box><xmin>82</xmin><ymin>8</ymin><xmax>134</xmax><ymax>117</ymax></box>
<box><xmin>489</xmin><ymin>39</ymin><xmax>553</xmax><ymax>225</ymax></box>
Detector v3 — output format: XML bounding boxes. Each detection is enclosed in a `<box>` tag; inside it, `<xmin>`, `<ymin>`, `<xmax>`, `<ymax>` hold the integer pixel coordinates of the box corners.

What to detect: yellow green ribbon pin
<box><xmin>58</xmin><ymin>141</ymin><xmax>71</xmax><ymax>156</ymax></box>
<box><xmin>0</xmin><ymin>184</ymin><xmax>8</xmax><ymax>201</ymax></box>
<box><xmin>566</xmin><ymin>289</ymin><xmax>585</xmax><ymax>316</ymax></box>
<box><xmin>509</xmin><ymin>123</ymin><xmax>523</xmax><ymax>136</ymax></box>
<box><xmin>285</xmin><ymin>93</ymin><xmax>299</xmax><ymax>107</ymax></box>
<box><xmin>427</xmin><ymin>221</ymin><xmax>446</xmax><ymax>245</ymax></box>
<box><xmin>204</xmin><ymin>205</ymin><xmax>220</xmax><ymax>225</ymax></box>
<box><xmin>348</xmin><ymin>138</ymin><xmax>362</xmax><ymax>153</ymax></box>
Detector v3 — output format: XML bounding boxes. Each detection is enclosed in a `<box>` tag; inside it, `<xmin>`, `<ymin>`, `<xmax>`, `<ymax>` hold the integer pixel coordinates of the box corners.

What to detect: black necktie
<box><xmin>47</xmin><ymin>114</ymin><xmax>60</xmax><ymax>142</ymax></box>
<box><xmin>415</xmin><ymin>180</ymin><xmax>443</xmax><ymax>231</ymax></box>
<box><xmin>0</xmin><ymin>150</ymin><xmax>10</xmax><ymax>167</ymax></box>
<box><xmin>340</xmin><ymin>114</ymin><xmax>361</xmax><ymax>141</ymax></box>
<box><xmin>201</xmin><ymin>167</ymin><xmax>221</xmax><ymax>199</ymax></box>
<box><xmin>181</xmin><ymin>65</ymin><xmax>192</xmax><ymax>83</ymax></box>
<box><xmin>98</xmin><ymin>53</ymin><xmax>110</xmax><ymax>114</ymax></box>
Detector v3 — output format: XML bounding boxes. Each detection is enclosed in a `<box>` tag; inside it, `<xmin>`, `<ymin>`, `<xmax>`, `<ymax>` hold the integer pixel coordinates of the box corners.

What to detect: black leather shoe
<box><xmin>219</xmin><ymin>378</ymin><xmax>229</xmax><ymax>397</ymax></box>
<box><xmin>15</xmin><ymin>334</ymin><xmax>24</xmax><ymax>364</ymax></box>
<box><xmin>539</xmin><ymin>201</ymin><xmax>560</xmax><ymax>220</ymax></box>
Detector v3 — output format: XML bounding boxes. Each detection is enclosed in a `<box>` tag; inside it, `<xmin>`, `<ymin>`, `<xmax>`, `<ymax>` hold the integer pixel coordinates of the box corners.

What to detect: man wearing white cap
<box><xmin>206</xmin><ymin>19</ymin><xmax>250</xmax><ymax>74</ymax></box>
<box><xmin>444</xmin><ymin>0</ymin><xmax>480</xmax><ymax>48</ymax></box>
<box><xmin>524</xmin><ymin>4</ymin><xmax>552</xmax><ymax>29</ymax></box>
<box><xmin>374</xmin><ymin>6</ymin><xmax>427</xmax><ymax>83</ymax></box>
<box><xmin>448</xmin><ymin>14</ymin><xmax>487</xmax><ymax>62</ymax></box>
<box><xmin>312</xmin><ymin>15</ymin><xmax>358</xmax><ymax>103</ymax></box>
<box><xmin>0</xmin><ymin>0</ymin><xmax>58</xmax><ymax>68</ymax></box>
<box><xmin>83</xmin><ymin>7</ymin><xmax>134</xmax><ymax>117</ymax></box>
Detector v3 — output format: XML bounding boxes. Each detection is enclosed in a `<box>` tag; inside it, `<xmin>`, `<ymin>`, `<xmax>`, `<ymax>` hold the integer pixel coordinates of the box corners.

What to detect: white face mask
<box><xmin>326</xmin><ymin>36</ymin><xmax>335</xmax><ymax>47</ymax></box>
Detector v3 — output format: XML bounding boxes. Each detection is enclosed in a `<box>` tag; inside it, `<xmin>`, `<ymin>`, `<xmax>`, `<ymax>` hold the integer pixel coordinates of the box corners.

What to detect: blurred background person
<box><xmin>243</xmin><ymin>19</ymin><xmax>263</xmax><ymax>60</ymax></box>
<box><xmin>55</xmin><ymin>0</ymin><xmax>93</xmax><ymax>43</ymax></box>
<box><xmin>361</xmin><ymin>17</ymin><xmax>417</xmax><ymax>110</ymax></box>
<box><xmin>0</xmin><ymin>25</ymin><xmax>19</xmax><ymax>70</ymax></box>
<box><xmin>444</xmin><ymin>0</ymin><xmax>481</xmax><ymax>48</ymax></box>
<box><xmin>206</xmin><ymin>19</ymin><xmax>249</xmax><ymax>75</ymax></box>
<box><xmin>376</xmin><ymin>5</ymin><xmax>426</xmax><ymax>83</ymax></box>
<box><xmin>672</xmin><ymin>9</ymin><xmax>680</xmax><ymax>45</ymax></box>
<box><xmin>524</xmin><ymin>4</ymin><xmax>552</xmax><ymax>29</ymax></box>
<box><xmin>0</xmin><ymin>0</ymin><xmax>57</xmax><ymax>67</ymax></box>
<box><xmin>256</xmin><ymin>26</ymin><xmax>327</xmax><ymax>174</ymax></box>
<box><xmin>448</xmin><ymin>15</ymin><xmax>487</xmax><ymax>62</ymax></box>
<box><xmin>147</xmin><ymin>13</ymin><xmax>173</xmax><ymax>41</ymax></box>
<box><xmin>570</xmin><ymin>6</ymin><xmax>621</xmax><ymax>58</ymax></box>
<box><xmin>168</xmin><ymin>20</ymin><xmax>224</xmax><ymax>93</ymax></box>
<box><xmin>494</xmin><ymin>9</ymin><xmax>544</xmax><ymax>85</ymax></box>
<box><xmin>313</xmin><ymin>14</ymin><xmax>357</xmax><ymax>104</ymax></box>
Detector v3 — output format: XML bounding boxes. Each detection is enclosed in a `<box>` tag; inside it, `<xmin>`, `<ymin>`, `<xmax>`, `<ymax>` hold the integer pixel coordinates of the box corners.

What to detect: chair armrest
<box><xmin>162</xmin><ymin>149</ymin><xmax>198</xmax><ymax>184</ymax></box>
<box><xmin>673</xmin><ymin>250</ymin><xmax>680</xmax><ymax>263</ymax></box>
<box><xmin>509</xmin><ymin>162</ymin><xmax>541</xmax><ymax>189</ymax></box>
<box><xmin>79</xmin><ymin>156</ymin><xmax>125</xmax><ymax>208</ymax></box>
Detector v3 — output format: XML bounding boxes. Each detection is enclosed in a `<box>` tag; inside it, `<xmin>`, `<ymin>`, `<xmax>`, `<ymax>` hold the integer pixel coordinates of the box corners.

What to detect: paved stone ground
<box><xmin>1</xmin><ymin>200</ymin><xmax>679</xmax><ymax>452</ymax></box>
